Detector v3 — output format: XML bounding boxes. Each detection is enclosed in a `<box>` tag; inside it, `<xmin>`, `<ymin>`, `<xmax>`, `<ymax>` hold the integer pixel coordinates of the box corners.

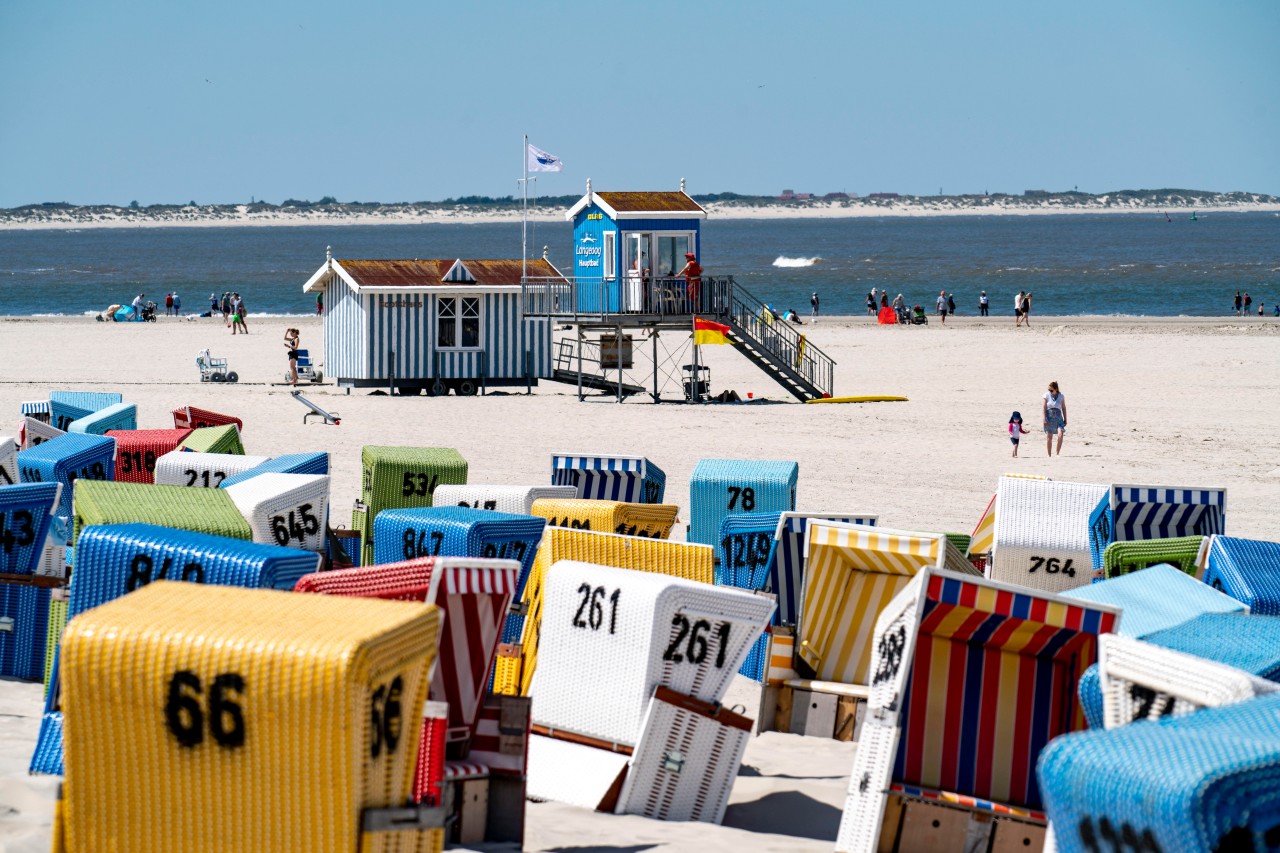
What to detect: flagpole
<box><xmin>522</xmin><ymin>134</ymin><xmax>528</xmax><ymax>279</ymax></box>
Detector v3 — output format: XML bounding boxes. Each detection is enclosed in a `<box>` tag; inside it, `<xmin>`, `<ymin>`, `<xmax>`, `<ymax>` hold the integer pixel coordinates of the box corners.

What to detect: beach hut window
<box><xmin>603</xmin><ymin>232</ymin><xmax>616</xmax><ymax>280</ymax></box>
<box><xmin>437</xmin><ymin>296</ymin><xmax>482</xmax><ymax>349</ymax></box>
<box><xmin>656</xmin><ymin>234</ymin><xmax>693</xmax><ymax>276</ymax></box>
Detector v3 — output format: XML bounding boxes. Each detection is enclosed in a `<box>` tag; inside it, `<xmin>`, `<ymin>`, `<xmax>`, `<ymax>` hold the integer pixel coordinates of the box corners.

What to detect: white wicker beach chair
<box><xmin>835</xmin><ymin>567</ymin><xmax>1119</xmax><ymax>853</ymax></box>
<box><xmin>223</xmin><ymin>473</ymin><xmax>330</xmax><ymax>552</ymax></box>
<box><xmin>432</xmin><ymin>484</ymin><xmax>577</xmax><ymax>516</ymax></box>
<box><xmin>530</xmin><ymin>560</ymin><xmax>774</xmax><ymax>746</ymax></box>
<box><xmin>1097</xmin><ymin>633</ymin><xmax>1279</xmax><ymax>729</ymax></box>
<box><xmin>0</xmin><ymin>436</ymin><xmax>16</xmax><ymax>486</ymax></box>
<box><xmin>152</xmin><ymin>450</ymin><xmax>270</xmax><ymax>488</ymax></box>
<box><xmin>614</xmin><ymin>686</ymin><xmax>754</xmax><ymax>823</ymax></box>
<box><xmin>20</xmin><ymin>417</ymin><xmax>64</xmax><ymax>451</ymax></box>
<box><xmin>989</xmin><ymin>476</ymin><xmax>1107</xmax><ymax>593</ymax></box>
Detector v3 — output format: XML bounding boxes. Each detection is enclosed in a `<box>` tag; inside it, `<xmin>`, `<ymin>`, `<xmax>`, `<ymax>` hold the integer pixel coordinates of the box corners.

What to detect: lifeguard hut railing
<box><xmin>522</xmin><ymin>275</ymin><xmax>835</xmax><ymax>400</ymax></box>
<box><xmin>520</xmin><ymin>275</ymin><xmax>733</xmax><ymax>321</ymax></box>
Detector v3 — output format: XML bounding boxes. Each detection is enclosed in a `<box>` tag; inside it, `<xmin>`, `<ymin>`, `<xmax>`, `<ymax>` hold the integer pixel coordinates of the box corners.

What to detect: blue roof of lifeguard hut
<box><xmin>566</xmin><ymin>190</ymin><xmax>707</xmax><ymax>221</ymax></box>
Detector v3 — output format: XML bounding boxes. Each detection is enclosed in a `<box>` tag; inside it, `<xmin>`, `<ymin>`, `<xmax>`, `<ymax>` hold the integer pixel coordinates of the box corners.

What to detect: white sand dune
<box><xmin>0</xmin><ymin>312</ymin><xmax>1277</xmax><ymax>850</ymax></box>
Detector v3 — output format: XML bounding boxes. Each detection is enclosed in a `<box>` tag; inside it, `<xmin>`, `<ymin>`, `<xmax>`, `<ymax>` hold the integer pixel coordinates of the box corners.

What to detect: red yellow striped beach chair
<box><xmin>836</xmin><ymin>568</ymin><xmax>1120</xmax><ymax>853</ymax></box>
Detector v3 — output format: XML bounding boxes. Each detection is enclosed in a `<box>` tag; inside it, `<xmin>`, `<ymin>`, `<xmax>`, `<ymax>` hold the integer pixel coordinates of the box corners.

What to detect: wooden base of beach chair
<box><xmin>759</xmin><ymin>681</ymin><xmax>867</xmax><ymax>742</ymax></box>
<box><xmin>442</xmin><ymin>766</ymin><xmax>490</xmax><ymax>845</ymax></box>
<box><xmin>877</xmin><ymin>791</ymin><xmax>1046</xmax><ymax>853</ymax></box>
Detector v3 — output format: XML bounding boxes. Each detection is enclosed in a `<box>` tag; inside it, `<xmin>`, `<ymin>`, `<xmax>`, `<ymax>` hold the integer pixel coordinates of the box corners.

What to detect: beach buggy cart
<box><xmin>196</xmin><ymin>348</ymin><xmax>238</xmax><ymax>382</ymax></box>
<box><xmin>286</xmin><ymin>349</ymin><xmax>323</xmax><ymax>384</ymax></box>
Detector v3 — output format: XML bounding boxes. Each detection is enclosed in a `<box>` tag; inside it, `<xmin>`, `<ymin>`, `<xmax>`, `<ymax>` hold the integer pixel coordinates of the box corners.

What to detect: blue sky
<box><xmin>1</xmin><ymin>0</ymin><xmax>1276</xmax><ymax>207</ymax></box>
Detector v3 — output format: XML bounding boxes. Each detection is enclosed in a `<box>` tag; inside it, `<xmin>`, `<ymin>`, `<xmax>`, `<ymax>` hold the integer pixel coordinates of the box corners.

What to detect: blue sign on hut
<box><xmin>303</xmin><ymin>252</ymin><xmax>560</xmax><ymax>395</ymax></box>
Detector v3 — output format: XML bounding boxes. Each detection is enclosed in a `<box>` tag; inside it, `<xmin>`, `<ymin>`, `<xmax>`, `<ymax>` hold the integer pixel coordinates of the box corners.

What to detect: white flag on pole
<box><xmin>527</xmin><ymin>143</ymin><xmax>563</xmax><ymax>172</ymax></box>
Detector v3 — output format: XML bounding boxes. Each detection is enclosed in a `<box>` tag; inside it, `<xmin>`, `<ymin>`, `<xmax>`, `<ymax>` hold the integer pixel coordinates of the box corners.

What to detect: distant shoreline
<box><xmin>2</xmin><ymin>198</ymin><xmax>1277</xmax><ymax>231</ymax></box>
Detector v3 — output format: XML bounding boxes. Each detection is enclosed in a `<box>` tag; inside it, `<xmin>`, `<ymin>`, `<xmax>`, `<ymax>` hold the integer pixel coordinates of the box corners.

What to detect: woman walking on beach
<box><xmin>1022</xmin><ymin>292</ymin><xmax>1033</xmax><ymax>327</ymax></box>
<box><xmin>1015</xmin><ymin>291</ymin><xmax>1026</xmax><ymax>326</ymax></box>
<box><xmin>1043</xmin><ymin>381</ymin><xmax>1067</xmax><ymax>456</ymax></box>
<box><xmin>284</xmin><ymin>328</ymin><xmax>300</xmax><ymax>385</ymax></box>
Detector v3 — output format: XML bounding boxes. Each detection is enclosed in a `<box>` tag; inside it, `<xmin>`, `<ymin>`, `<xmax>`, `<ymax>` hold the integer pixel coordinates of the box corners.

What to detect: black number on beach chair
<box><xmin>572</xmin><ymin>583</ymin><xmax>621</xmax><ymax>634</ymax></box>
<box><xmin>164</xmin><ymin>670</ymin><xmax>246</xmax><ymax>750</ymax></box>
<box><xmin>726</xmin><ymin>486</ymin><xmax>756</xmax><ymax>512</ymax></box>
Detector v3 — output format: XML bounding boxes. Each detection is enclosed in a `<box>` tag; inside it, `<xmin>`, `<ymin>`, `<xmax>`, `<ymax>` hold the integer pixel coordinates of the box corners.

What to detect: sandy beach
<box><xmin>2</xmin><ymin>199</ymin><xmax>1278</xmax><ymax>231</ymax></box>
<box><xmin>2</xmin><ymin>312</ymin><xmax>1278</xmax><ymax>851</ymax></box>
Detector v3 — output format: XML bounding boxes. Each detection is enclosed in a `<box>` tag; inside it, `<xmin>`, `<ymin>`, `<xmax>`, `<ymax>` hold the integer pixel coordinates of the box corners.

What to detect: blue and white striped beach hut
<box><xmin>1088</xmin><ymin>484</ymin><xmax>1227</xmax><ymax>569</ymax></box>
<box><xmin>302</xmin><ymin>253</ymin><xmax>559</xmax><ymax>393</ymax></box>
<box><xmin>550</xmin><ymin>453</ymin><xmax>667</xmax><ymax>503</ymax></box>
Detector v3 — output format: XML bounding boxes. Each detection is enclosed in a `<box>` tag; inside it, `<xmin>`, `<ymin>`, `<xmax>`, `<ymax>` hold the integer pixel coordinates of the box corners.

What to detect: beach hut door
<box><xmin>624</xmin><ymin>234</ymin><xmax>651</xmax><ymax>312</ymax></box>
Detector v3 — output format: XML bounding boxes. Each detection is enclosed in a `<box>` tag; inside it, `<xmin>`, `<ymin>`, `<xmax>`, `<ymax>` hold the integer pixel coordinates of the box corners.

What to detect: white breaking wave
<box><xmin>772</xmin><ymin>256</ymin><xmax>820</xmax><ymax>268</ymax></box>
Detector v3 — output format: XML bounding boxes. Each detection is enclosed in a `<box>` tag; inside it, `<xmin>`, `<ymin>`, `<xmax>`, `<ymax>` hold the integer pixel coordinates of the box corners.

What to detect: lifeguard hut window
<box><xmin>438</xmin><ymin>296</ymin><xmax>482</xmax><ymax>349</ymax></box>
<box><xmin>603</xmin><ymin>232</ymin><xmax>617</xmax><ymax>280</ymax></box>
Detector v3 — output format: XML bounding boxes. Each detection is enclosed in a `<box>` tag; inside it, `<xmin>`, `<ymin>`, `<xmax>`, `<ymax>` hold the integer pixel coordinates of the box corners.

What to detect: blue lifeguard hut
<box><xmin>563</xmin><ymin>179</ymin><xmax>707</xmax><ymax>314</ymax></box>
<box><xmin>520</xmin><ymin>180</ymin><xmax>836</xmax><ymax>402</ymax></box>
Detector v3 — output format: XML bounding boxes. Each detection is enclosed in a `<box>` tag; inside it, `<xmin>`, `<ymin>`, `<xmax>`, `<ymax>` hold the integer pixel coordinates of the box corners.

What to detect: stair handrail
<box><xmin>727</xmin><ymin>283</ymin><xmax>835</xmax><ymax>398</ymax></box>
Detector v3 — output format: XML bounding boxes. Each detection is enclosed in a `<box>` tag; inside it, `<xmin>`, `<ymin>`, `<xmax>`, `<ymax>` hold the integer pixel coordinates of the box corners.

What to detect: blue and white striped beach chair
<box><xmin>1088</xmin><ymin>484</ymin><xmax>1226</xmax><ymax>571</ymax></box>
<box><xmin>1037</xmin><ymin>692</ymin><xmax>1280</xmax><ymax>853</ymax></box>
<box><xmin>19</xmin><ymin>400</ymin><xmax>51</xmax><ymax>423</ymax></box>
<box><xmin>1202</xmin><ymin>535</ymin><xmax>1280</xmax><ymax>615</ymax></box>
<box><xmin>689</xmin><ymin>458</ymin><xmax>797</xmax><ymax>547</ymax></box>
<box><xmin>30</xmin><ymin>522</ymin><xmax>322</xmax><ymax>775</ymax></box>
<box><xmin>550</xmin><ymin>453</ymin><xmax>667</xmax><ymax>504</ymax></box>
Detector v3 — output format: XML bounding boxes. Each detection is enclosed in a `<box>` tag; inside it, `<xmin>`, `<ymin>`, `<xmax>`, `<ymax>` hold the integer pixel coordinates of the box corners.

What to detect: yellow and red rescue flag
<box><xmin>693</xmin><ymin>317</ymin><xmax>734</xmax><ymax>346</ymax></box>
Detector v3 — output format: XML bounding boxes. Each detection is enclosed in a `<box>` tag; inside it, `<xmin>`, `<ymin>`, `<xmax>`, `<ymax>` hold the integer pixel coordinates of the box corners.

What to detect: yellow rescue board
<box><xmin>805</xmin><ymin>395</ymin><xmax>909</xmax><ymax>404</ymax></box>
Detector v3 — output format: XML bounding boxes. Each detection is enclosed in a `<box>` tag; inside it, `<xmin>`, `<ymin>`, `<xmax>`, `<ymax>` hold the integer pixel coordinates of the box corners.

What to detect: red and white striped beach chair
<box><xmin>171</xmin><ymin>405</ymin><xmax>244</xmax><ymax>432</ymax></box>
<box><xmin>294</xmin><ymin>556</ymin><xmax>519</xmax><ymax>751</ymax></box>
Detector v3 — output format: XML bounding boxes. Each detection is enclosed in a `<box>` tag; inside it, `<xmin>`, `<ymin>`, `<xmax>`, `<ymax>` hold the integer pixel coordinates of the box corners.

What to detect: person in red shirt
<box><xmin>676</xmin><ymin>252</ymin><xmax>702</xmax><ymax>310</ymax></box>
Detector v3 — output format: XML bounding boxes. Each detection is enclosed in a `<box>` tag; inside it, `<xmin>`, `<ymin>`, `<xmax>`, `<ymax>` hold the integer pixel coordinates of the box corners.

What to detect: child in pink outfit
<box><xmin>1008</xmin><ymin>411</ymin><xmax>1030</xmax><ymax>456</ymax></box>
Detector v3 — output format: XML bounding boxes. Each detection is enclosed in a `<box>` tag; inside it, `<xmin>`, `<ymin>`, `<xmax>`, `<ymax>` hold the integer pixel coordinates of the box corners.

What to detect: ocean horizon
<box><xmin>2</xmin><ymin>212</ymin><xmax>1277</xmax><ymax>317</ymax></box>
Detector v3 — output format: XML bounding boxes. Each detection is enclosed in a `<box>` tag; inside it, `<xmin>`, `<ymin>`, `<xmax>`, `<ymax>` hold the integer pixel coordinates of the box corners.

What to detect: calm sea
<box><xmin>1</xmin><ymin>213</ymin><xmax>1276</xmax><ymax>316</ymax></box>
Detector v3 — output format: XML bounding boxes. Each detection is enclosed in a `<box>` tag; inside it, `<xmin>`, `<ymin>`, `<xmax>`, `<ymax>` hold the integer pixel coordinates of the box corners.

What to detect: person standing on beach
<box><xmin>947</xmin><ymin>292</ymin><xmax>957</xmax><ymax>316</ymax></box>
<box><xmin>979</xmin><ymin>290</ymin><xmax>989</xmax><ymax>316</ymax></box>
<box><xmin>1008</xmin><ymin>411</ymin><xmax>1030</xmax><ymax>457</ymax></box>
<box><xmin>165</xmin><ymin>293</ymin><xmax>173</xmax><ymax>316</ymax></box>
<box><xmin>284</xmin><ymin>327</ymin><xmax>300</xmax><ymax>384</ymax></box>
<box><xmin>172</xmin><ymin>292</ymin><xmax>181</xmax><ymax>315</ymax></box>
<box><xmin>1234</xmin><ymin>291</ymin><xmax>1242</xmax><ymax>316</ymax></box>
<box><xmin>1244</xmin><ymin>292</ymin><xmax>1252</xmax><ymax>316</ymax></box>
<box><xmin>316</xmin><ymin>291</ymin><xmax>324</xmax><ymax>316</ymax></box>
<box><xmin>210</xmin><ymin>292</ymin><xmax>219</xmax><ymax>315</ymax></box>
<box><xmin>1015</xmin><ymin>291</ymin><xmax>1026</xmax><ymax>327</ymax></box>
<box><xmin>865</xmin><ymin>292</ymin><xmax>875</xmax><ymax>315</ymax></box>
<box><xmin>936</xmin><ymin>290</ymin><xmax>948</xmax><ymax>325</ymax></box>
<box><xmin>231</xmin><ymin>293</ymin><xmax>249</xmax><ymax>334</ymax></box>
<box><xmin>1023</xmin><ymin>292</ymin><xmax>1033</xmax><ymax>326</ymax></box>
<box><xmin>810</xmin><ymin>292</ymin><xmax>819</xmax><ymax>322</ymax></box>
<box><xmin>221</xmin><ymin>292</ymin><xmax>232</xmax><ymax>323</ymax></box>
<box><xmin>1043</xmin><ymin>381</ymin><xmax>1067</xmax><ymax>456</ymax></box>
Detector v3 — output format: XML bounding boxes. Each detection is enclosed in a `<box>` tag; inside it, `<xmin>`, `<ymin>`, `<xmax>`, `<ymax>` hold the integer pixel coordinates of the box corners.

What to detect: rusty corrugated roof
<box><xmin>337</xmin><ymin>258</ymin><xmax>559</xmax><ymax>288</ymax></box>
<box><xmin>597</xmin><ymin>191</ymin><xmax>704</xmax><ymax>213</ymax></box>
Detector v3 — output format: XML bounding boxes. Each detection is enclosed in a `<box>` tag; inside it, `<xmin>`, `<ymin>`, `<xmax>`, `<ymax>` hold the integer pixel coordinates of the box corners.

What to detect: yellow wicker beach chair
<box><xmin>529</xmin><ymin>498</ymin><xmax>679</xmax><ymax>539</ymax></box>
<box><xmin>59</xmin><ymin>582</ymin><xmax>443</xmax><ymax>853</ymax></box>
